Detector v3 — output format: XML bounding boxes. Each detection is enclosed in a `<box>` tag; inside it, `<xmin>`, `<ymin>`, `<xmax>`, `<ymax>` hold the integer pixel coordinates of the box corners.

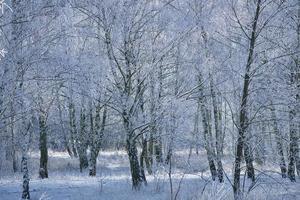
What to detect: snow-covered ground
<box><xmin>0</xmin><ymin>150</ymin><xmax>299</xmax><ymax>200</ymax></box>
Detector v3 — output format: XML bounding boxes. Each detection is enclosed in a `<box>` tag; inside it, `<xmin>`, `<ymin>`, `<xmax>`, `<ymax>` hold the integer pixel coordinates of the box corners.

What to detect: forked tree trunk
<box><xmin>89</xmin><ymin>104</ymin><xmax>107</xmax><ymax>176</ymax></box>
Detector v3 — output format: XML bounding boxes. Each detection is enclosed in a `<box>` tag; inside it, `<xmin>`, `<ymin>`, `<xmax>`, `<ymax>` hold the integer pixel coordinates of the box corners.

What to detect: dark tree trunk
<box><xmin>39</xmin><ymin>114</ymin><xmax>48</xmax><ymax>179</ymax></box>
<box><xmin>148</xmin><ymin>132</ymin><xmax>154</xmax><ymax>167</ymax></box>
<box><xmin>89</xmin><ymin>146</ymin><xmax>98</xmax><ymax>176</ymax></box>
<box><xmin>79</xmin><ymin>149</ymin><xmax>88</xmax><ymax>172</ymax></box>
<box><xmin>21</xmin><ymin>155</ymin><xmax>30</xmax><ymax>199</ymax></box>
<box><xmin>244</xmin><ymin>141</ymin><xmax>255</xmax><ymax>181</ymax></box>
<box><xmin>78</xmin><ymin>107</ymin><xmax>88</xmax><ymax>172</ymax></box>
<box><xmin>145</xmin><ymin>135</ymin><xmax>153</xmax><ymax>174</ymax></box>
<box><xmin>233</xmin><ymin>1</ymin><xmax>261</xmax><ymax>198</ymax></box>
<box><xmin>288</xmin><ymin>110</ymin><xmax>298</xmax><ymax>182</ymax></box>
<box><xmin>10</xmin><ymin>105</ymin><xmax>18</xmax><ymax>173</ymax></box>
<box><xmin>69</xmin><ymin>102</ymin><xmax>78</xmax><ymax>158</ymax></box>
<box><xmin>154</xmin><ymin>131</ymin><xmax>163</xmax><ymax>164</ymax></box>
<box><xmin>139</xmin><ymin>137</ymin><xmax>147</xmax><ymax>183</ymax></box>
<box><xmin>123</xmin><ymin>107</ymin><xmax>145</xmax><ymax>190</ymax></box>
<box><xmin>127</xmin><ymin>138</ymin><xmax>143</xmax><ymax>190</ymax></box>
<box><xmin>288</xmin><ymin>3</ymin><xmax>300</xmax><ymax>177</ymax></box>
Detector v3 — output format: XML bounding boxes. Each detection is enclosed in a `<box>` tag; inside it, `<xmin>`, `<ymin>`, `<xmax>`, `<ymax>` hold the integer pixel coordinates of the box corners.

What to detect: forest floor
<box><xmin>0</xmin><ymin>150</ymin><xmax>299</xmax><ymax>200</ymax></box>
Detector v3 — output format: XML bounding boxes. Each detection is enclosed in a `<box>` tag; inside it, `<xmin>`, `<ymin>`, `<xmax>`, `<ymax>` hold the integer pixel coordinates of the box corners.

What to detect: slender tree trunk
<box><xmin>39</xmin><ymin>113</ymin><xmax>48</xmax><ymax>179</ymax></box>
<box><xmin>9</xmin><ymin>97</ymin><xmax>18</xmax><ymax>173</ymax></box>
<box><xmin>89</xmin><ymin>147</ymin><xmax>98</xmax><ymax>176</ymax></box>
<box><xmin>148</xmin><ymin>132</ymin><xmax>154</xmax><ymax>168</ymax></box>
<box><xmin>288</xmin><ymin>1</ymin><xmax>300</xmax><ymax>178</ymax></box>
<box><xmin>21</xmin><ymin>117</ymin><xmax>32</xmax><ymax>200</ymax></box>
<box><xmin>270</xmin><ymin>105</ymin><xmax>287</xmax><ymax>178</ymax></box>
<box><xmin>198</xmin><ymin>74</ymin><xmax>217</xmax><ymax>181</ymax></box>
<box><xmin>244</xmin><ymin>136</ymin><xmax>255</xmax><ymax>181</ymax></box>
<box><xmin>210</xmin><ymin>73</ymin><xmax>224</xmax><ymax>182</ymax></box>
<box><xmin>288</xmin><ymin>110</ymin><xmax>298</xmax><ymax>182</ymax></box>
<box><xmin>89</xmin><ymin>104</ymin><xmax>107</xmax><ymax>176</ymax></box>
<box><xmin>57</xmin><ymin>93</ymin><xmax>72</xmax><ymax>157</ymax></box>
<box><xmin>154</xmin><ymin>63</ymin><xmax>164</xmax><ymax>164</ymax></box>
<box><xmin>69</xmin><ymin>102</ymin><xmax>78</xmax><ymax>157</ymax></box>
<box><xmin>254</xmin><ymin>119</ymin><xmax>265</xmax><ymax>165</ymax></box>
<box><xmin>296</xmin><ymin>0</ymin><xmax>300</xmax><ymax>177</ymax></box>
<box><xmin>165</xmin><ymin>102</ymin><xmax>176</xmax><ymax>166</ymax></box>
<box><xmin>148</xmin><ymin>70</ymin><xmax>155</xmax><ymax>168</ymax></box>
<box><xmin>192</xmin><ymin>101</ymin><xmax>200</xmax><ymax>156</ymax></box>
<box><xmin>78</xmin><ymin>107</ymin><xmax>88</xmax><ymax>172</ymax></box>
<box><xmin>233</xmin><ymin>1</ymin><xmax>261</xmax><ymax>198</ymax></box>
<box><xmin>140</xmin><ymin>136</ymin><xmax>148</xmax><ymax>183</ymax></box>
<box><xmin>21</xmin><ymin>154</ymin><xmax>30</xmax><ymax>199</ymax></box>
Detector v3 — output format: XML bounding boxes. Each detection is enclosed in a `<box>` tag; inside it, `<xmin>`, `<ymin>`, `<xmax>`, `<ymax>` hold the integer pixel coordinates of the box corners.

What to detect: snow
<box><xmin>0</xmin><ymin>151</ymin><xmax>300</xmax><ymax>200</ymax></box>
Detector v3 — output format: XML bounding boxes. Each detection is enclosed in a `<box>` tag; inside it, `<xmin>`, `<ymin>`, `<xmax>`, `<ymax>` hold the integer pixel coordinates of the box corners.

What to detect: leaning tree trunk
<box><xmin>233</xmin><ymin>1</ymin><xmax>261</xmax><ymax>198</ymax></box>
<box><xmin>198</xmin><ymin>74</ymin><xmax>217</xmax><ymax>181</ymax></box>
